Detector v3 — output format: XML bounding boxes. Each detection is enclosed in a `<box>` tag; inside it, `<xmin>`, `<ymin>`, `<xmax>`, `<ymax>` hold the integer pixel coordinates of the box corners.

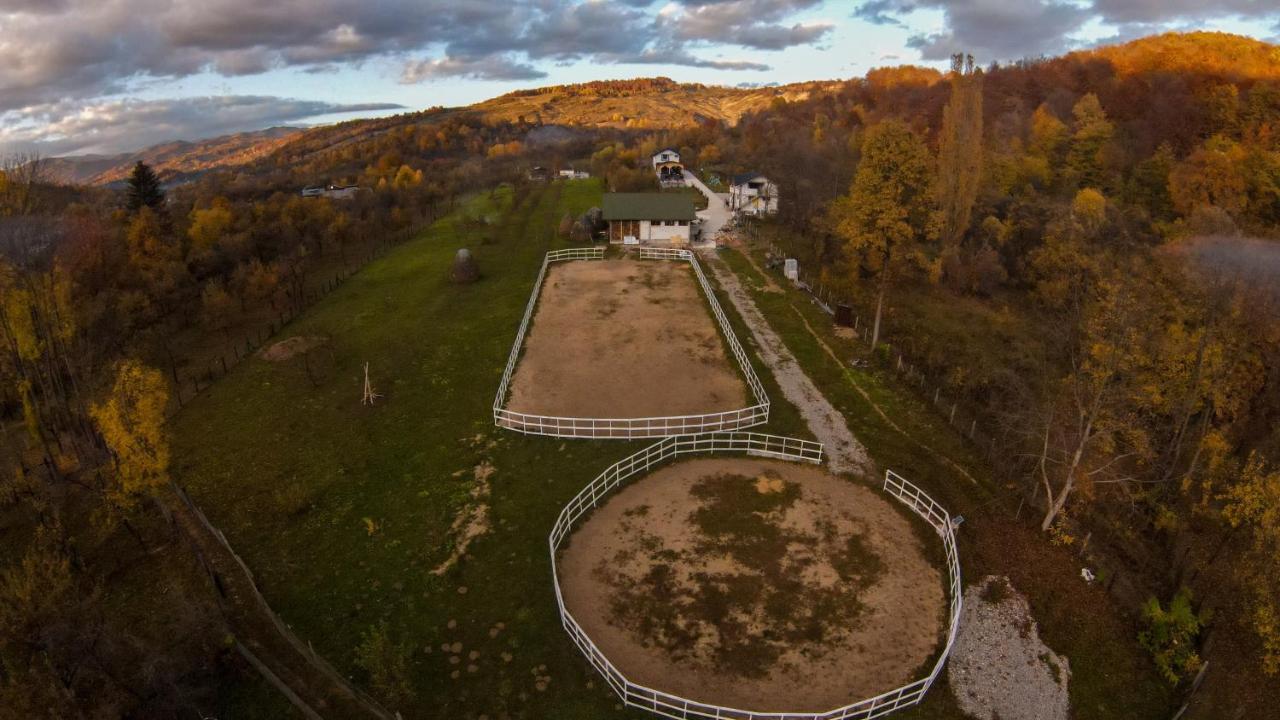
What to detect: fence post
<box><xmin>933</xmin><ymin>388</ymin><xmax>940</xmax><ymax>404</ymax></box>
<box><xmin>949</xmin><ymin>403</ymin><xmax>956</xmax><ymax>424</ymax></box>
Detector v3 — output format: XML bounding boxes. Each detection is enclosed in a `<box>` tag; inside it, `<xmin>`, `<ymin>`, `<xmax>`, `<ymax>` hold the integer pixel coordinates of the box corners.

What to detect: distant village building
<box><xmin>728</xmin><ymin>173</ymin><xmax>778</xmax><ymax>216</ymax></box>
<box><xmin>301</xmin><ymin>185</ymin><xmax>361</xmax><ymax>200</ymax></box>
<box><xmin>651</xmin><ymin>148</ymin><xmax>684</xmax><ymax>184</ymax></box>
<box><xmin>602</xmin><ymin>193</ymin><xmax>696</xmax><ymax>245</ymax></box>
<box><xmin>558</xmin><ymin>169</ymin><xmax>591</xmax><ymax>180</ymax></box>
<box><xmin>528</xmin><ymin>166</ymin><xmax>550</xmax><ymax>181</ymax></box>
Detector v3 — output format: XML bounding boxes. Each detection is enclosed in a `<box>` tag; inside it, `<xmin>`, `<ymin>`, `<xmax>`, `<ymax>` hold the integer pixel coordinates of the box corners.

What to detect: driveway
<box><xmin>683</xmin><ymin>170</ymin><xmax>732</xmax><ymax>245</ymax></box>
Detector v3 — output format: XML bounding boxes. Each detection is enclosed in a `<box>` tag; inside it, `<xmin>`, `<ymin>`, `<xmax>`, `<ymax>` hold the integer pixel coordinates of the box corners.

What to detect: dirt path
<box><xmin>702</xmin><ymin>252</ymin><xmax>871</xmax><ymax>476</ymax></box>
<box><xmin>559</xmin><ymin>458</ymin><xmax>944</xmax><ymax>712</ymax></box>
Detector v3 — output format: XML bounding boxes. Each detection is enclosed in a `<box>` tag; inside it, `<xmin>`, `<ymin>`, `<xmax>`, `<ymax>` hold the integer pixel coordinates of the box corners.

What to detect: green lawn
<box><xmin>173</xmin><ymin>179</ymin><xmax>811</xmax><ymax>719</ymax></box>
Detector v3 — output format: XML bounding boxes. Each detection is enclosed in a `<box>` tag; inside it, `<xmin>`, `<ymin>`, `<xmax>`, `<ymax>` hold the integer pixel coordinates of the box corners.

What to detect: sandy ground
<box><xmin>505</xmin><ymin>259</ymin><xmax>748</xmax><ymax>418</ymax></box>
<box><xmin>558</xmin><ymin>458</ymin><xmax>945</xmax><ymax>712</ymax></box>
<box><xmin>702</xmin><ymin>252</ymin><xmax>872</xmax><ymax>475</ymax></box>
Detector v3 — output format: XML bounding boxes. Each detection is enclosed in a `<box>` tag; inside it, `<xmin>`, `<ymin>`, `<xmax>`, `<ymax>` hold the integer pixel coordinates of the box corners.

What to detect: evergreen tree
<box><xmin>125</xmin><ymin>161</ymin><xmax>165</xmax><ymax>213</ymax></box>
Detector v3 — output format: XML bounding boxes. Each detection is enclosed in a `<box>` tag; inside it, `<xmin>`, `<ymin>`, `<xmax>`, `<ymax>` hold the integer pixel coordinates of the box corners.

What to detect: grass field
<box><xmin>172</xmin><ymin>179</ymin><xmax>809</xmax><ymax>719</ymax></box>
<box><xmin>172</xmin><ymin>176</ymin><xmax>1171</xmax><ymax>719</ymax></box>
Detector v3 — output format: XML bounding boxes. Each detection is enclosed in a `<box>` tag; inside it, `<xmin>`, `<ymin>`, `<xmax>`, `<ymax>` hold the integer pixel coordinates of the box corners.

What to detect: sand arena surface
<box><xmin>558</xmin><ymin>458</ymin><xmax>946</xmax><ymax>712</ymax></box>
<box><xmin>504</xmin><ymin>258</ymin><xmax>748</xmax><ymax>419</ymax></box>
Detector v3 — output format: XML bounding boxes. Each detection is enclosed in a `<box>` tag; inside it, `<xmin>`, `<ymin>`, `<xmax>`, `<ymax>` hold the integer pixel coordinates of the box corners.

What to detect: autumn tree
<box><xmin>1222</xmin><ymin>452</ymin><xmax>1280</xmax><ymax>674</ymax></box>
<box><xmin>935</xmin><ymin>53</ymin><xmax>984</xmax><ymax>249</ymax></box>
<box><xmin>1066</xmin><ymin>94</ymin><xmax>1116</xmax><ymax>191</ymax></box>
<box><xmin>830</xmin><ymin>120</ymin><xmax>934</xmax><ymax>349</ymax></box>
<box><xmin>125</xmin><ymin>161</ymin><xmax>165</xmax><ymax>214</ymax></box>
<box><xmin>1169</xmin><ymin>135</ymin><xmax>1249</xmax><ymax>217</ymax></box>
<box><xmin>90</xmin><ymin>360</ymin><xmax>171</xmax><ymax>505</ymax></box>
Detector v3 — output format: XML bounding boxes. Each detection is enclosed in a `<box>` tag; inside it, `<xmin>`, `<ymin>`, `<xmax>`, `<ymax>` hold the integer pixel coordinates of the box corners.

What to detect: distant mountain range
<box><xmin>43</xmin><ymin>32</ymin><xmax>1280</xmax><ymax>188</ymax></box>
<box><xmin>43</xmin><ymin>126</ymin><xmax>304</xmax><ymax>186</ymax></box>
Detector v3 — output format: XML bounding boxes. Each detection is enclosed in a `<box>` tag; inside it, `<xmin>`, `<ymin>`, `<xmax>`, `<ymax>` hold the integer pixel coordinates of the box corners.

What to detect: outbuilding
<box><xmin>602</xmin><ymin>193</ymin><xmax>697</xmax><ymax>245</ymax></box>
<box><xmin>728</xmin><ymin>172</ymin><xmax>778</xmax><ymax>216</ymax></box>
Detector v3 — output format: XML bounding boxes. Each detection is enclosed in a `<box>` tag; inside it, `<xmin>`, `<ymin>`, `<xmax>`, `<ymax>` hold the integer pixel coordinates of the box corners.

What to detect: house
<box><xmin>528</xmin><ymin>166</ymin><xmax>550</xmax><ymax>181</ymax></box>
<box><xmin>651</xmin><ymin>148</ymin><xmax>683</xmax><ymax>184</ymax></box>
<box><xmin>301</xmin><ymin>185</ymin><xmax>361</xmax><ymax>200</ymax></box>
<box><xmin>728</xmin><ymin>172</ymin><xmax>778</xmax><ymax>216</ymax></box>
<box><xmin>602</xmin><ymin>193</ymin><xmax>697</xmax><ymax>245</ymax></box>
<box><xmin>323</xmin><ymin>185</ymin><xmax>360</xmax><ymax>201</ymax></box>
<box><xmin>558</xmin><ymin>169</ymin><xmax>591</xmax><ymax>179</ymax></box>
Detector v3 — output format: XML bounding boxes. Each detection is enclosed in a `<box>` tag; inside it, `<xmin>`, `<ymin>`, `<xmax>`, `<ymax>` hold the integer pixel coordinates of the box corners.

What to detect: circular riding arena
<box><xmin>549</xmin><ymin>434</ymin><xmax>963</xmax><ymax>720</ymax></box>
<box><xmin>494</xmin><ymin>248</ymin><xmax>770</xmax><ymax>439</ymax></box>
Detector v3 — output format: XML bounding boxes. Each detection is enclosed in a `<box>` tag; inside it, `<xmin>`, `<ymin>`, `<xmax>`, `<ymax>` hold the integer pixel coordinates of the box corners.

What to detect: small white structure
<box><xmin>784</xmin><ymin>258</ymin><xmax>798</xmax><ymax>281</ymax></box>
<box><xmin>729</xmin><ymin>172</ymin><xmax>778</xmax><ymax>216</ymax></box>
<box><xmin>603</xmin><ymin>193</ymin><xmax>696</xmax><ymax>245</ymax></box>
<box><xmin>558</xmin><ymin>169</ymin><xmax>591</xmax><ymax>180</ymax></box>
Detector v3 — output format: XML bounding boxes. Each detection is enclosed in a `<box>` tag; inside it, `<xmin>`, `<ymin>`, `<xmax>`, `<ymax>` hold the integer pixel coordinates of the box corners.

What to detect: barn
<box><xmin>602</xmin><ymin>193</ymin><xmax>697</xmax><ymax>245</ymax></box>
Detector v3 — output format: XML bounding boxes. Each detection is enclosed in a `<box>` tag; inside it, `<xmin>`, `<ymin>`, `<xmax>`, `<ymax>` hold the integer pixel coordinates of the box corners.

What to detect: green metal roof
<box><xmin>602</xmin><ymin>193</ymin><xmax>696</xmax><ymax>221</ymax></box>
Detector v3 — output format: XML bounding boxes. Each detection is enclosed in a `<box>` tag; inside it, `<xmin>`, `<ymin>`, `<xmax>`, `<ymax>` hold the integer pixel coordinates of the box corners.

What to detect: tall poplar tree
<box><xmin>936</xmin><ymin>53</ymin><xmax>984</xmax><ymax>249</ymax></box>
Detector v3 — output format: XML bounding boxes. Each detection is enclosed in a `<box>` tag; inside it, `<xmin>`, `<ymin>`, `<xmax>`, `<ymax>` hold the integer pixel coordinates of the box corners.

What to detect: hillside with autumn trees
<box><xmin>2</xmin><ymin>29</ymin><xmax>1280</xmax><ymax>719</ymax></box>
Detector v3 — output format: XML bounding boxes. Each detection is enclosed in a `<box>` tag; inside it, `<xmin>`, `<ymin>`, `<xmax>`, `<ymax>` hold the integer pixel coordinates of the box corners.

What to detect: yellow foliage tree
<box><xmin>90</xmin><ymin>361</ymin><xmax>171</xmax><ymax>502</ymax></box>
<box><xmin>1222</xmin><ymin>452</ymin><xmax>1280</xmax><ymax>674</ymax></box>
<box><xmin>187</xmin><ymin>198</ymin><xmax>235</xmax><ymax>254</ymax></box>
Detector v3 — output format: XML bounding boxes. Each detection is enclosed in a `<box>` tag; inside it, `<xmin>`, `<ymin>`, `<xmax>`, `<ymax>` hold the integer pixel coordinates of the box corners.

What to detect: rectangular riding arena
<box><xmin>494</xmin><ymin>247</ymin><xmax>769</xmax><ymax>438</ymax></box>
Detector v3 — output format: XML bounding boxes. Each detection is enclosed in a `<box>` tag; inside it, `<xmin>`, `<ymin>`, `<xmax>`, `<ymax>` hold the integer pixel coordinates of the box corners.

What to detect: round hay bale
<box><xmin>450</xmin><ymin>248</ymin><xmax>480</xmax><ymax>284</ymax></box>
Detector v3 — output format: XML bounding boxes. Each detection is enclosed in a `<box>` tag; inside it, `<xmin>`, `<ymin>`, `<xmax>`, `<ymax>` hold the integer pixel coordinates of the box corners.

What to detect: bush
<box><xmin>354</xmin><ymin>621</ymin><xmax>415</xmax><ymax>706</ymax></box>
<box><xmin>1139</xmin><ymin>587</ymin><xmax>1207</xmax><ymax>684</ymax></box>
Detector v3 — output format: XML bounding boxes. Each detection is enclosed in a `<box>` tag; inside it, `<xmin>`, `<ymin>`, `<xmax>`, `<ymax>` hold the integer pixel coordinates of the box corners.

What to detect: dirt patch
<box><xmin>558</xmin><ymin>458</ymin><xmax>945</xmax><ymax>712</ymax></box>
<box><xmin>432</xmin><ymin>461</ymin><xmax>494</xmax><ymax>576</ymax></box>
<box><xmin>948</xmin><ymin>575</ymin><xmax>1071</xmax><ymax>720</ymax></box>
<box><xmin>505</xmin><ymin>259</ymin><xmax>748</xmax><ymax>418</ymax></box>
<box><xmin>259</xmin><ymin>335</ymin><xmax>328</xmax><ymax>362</ymax></box>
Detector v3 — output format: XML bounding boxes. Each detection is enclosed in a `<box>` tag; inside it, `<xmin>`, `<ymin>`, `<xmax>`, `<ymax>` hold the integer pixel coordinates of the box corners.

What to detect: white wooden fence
<box><xmin>494</xmin><ymin>247</ymin><xmax>770</xmax><ymax>438</ymax></box>
<box><xmin>549</xmin><ymin>440</ymin><xmax>962</xmax><ymax>720</ymax></box>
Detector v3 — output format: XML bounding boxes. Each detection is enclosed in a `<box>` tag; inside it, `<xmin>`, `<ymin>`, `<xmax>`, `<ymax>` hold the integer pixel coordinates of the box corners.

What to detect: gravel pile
<box><xmin>948</xmin><ymin>575</ymin><xmax>1071</xmax><ymax>720</ymax></box>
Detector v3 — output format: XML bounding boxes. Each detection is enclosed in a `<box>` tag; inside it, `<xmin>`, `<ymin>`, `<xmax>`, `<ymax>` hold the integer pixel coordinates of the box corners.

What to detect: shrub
<box><xmin>1139</xmin><ymin>587</ymin><xmax>1207</xmax><ymax>684</ymax></box>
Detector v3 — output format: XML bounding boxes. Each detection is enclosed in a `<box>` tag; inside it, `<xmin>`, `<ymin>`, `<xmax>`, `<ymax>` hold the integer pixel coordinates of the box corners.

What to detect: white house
<box><xmin>301</xmin><ymin>185</ymin><xmax>361</xmax><ymax>200</ymax></box>
<box><xmin>558</xmin><ymin>169</ymin><xmax>591</xmax><ymax>179</ymax></box>
<box><xmin>602</xmin><ymin>193</ymin><xmax>696</xmax><ymax>245</ymax></box>
<box><xmin>729</xmin><ymin>173</ymin><xmax>778</xmax><ymax>216</ymax></box>
<box><xmin>652</xmin><ymin>148</ymin><xmax>683</xmax><ymax>183</ymax></box>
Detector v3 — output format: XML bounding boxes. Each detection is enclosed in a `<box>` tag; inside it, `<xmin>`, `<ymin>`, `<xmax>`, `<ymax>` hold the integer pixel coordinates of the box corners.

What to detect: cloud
<box><xmin>856</xmin><ymin>1</ymin><xmax>1280</xmax><ymax>63</ymax></box>
<box><xmin>0</xmin><ymin>96</ymin><xmax>405</xmax><ymax>156</ymax></box>
<box><xmin>854</xmin><ymin>1</ymin><xmax>1093</xmax><ymax>61</ymax></box>
<box><xmin>0</xmin><ymin>1</ymin><xmax>828</xmax><ymax>113</ymax></box>
<box><xmin>401</xmin><ymin>55</ymin><xmax>547</xmax><ymax>82</ymax></box>
<box><xmin>664</xmin><ymin>1</ymin><xmax>835</xmax><ymax>49</ymax></box>
<box><xmin>1091</xmin><ymin>0</ymin><xmax>1275</xmax><ymax>26</ymax></box>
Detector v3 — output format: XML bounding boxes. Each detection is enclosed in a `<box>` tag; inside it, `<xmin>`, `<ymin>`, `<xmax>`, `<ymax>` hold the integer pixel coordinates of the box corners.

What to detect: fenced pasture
<box><xmin>494</xmin><ymin>247</ymin><xmax>770</xmax><ymax>438</ymax></box>
<box><xmin>549</xmin><ymin>434</ymin><xmax>963</xmax><ymax>720</ymax></box>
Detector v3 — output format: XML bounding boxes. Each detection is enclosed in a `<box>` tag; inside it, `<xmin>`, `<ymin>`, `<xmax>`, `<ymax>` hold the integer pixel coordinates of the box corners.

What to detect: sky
<box><xmin>0</xmin><ymin>0</ymin><xmax>1277</xmax><ymax>158</ymax></box>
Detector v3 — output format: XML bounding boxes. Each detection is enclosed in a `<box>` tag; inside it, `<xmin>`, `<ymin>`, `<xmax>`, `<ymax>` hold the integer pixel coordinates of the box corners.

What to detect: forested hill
<box><xmin>44</xmin><ymin>126</ymin><xmax>303</xmax><ymax>186</ymax></box>
<box><xmin>470</xmin><ymin>77</ymin><xmax>840</xmax><ymax>127</ymax></box>
<box><xmin>45</xmin><ymin>78</ymin><xmax>831</xmax><ymax>188</ymax></box>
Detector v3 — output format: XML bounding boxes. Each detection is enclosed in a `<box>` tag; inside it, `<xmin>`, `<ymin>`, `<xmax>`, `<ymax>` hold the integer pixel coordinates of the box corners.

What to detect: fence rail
<box><xmin>549</xmin><ymin>437</ymin><xmax>962</xmax><ymax>720</ymax></box>
<box><xmin>494</xmin><ymin>247</ymin><xmax>770</xmax><ymax>438</ymax></box>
